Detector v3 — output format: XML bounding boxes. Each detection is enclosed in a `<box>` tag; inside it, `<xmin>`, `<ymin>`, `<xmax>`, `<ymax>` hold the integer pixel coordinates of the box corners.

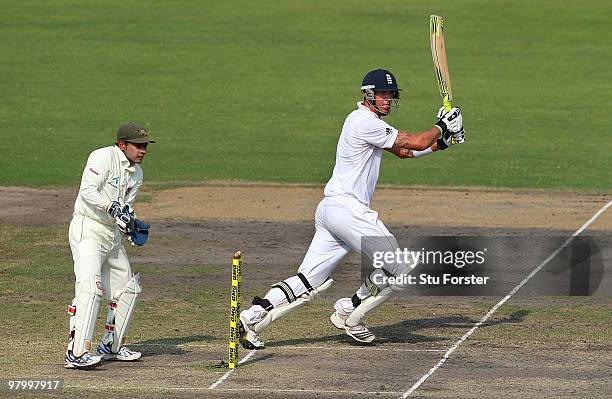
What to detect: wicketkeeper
<box><xmin>240</xmin><ymin>69</ymin><xmax>465</xmax><ymax>347</ymax></box>
<box><xmin>64</xmin><ymin>123</ymin><xmax>153</xmax><ymax>369</ymax></box>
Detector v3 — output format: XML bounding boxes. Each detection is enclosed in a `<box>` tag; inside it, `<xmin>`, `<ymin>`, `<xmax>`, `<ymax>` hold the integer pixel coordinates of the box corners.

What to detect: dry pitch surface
<box><xmin>1</xmin><ymin>183</ymin><xmax>610</xmax><ymax>398</ymax></box>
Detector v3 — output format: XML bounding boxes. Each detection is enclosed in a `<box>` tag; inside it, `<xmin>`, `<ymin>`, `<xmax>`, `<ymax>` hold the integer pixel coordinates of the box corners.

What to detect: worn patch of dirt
<box><xmin>2</xmin><ymin>183</ymin><xmax>611</xmax><ymax>398</ymax></box>
<box><xmin>138</xmin><ymin>183</ymin><xmax>611</xmax><ymax>231</ymax></box>
<box><xmin>0</xmin><ymin>186</ymin><xmax>77</xmax><ymax>225</ymax></box>
<box><xmin>1</xmin><ymin>183</ymin><xmax>610</xmax><ymax>230</ymax></box>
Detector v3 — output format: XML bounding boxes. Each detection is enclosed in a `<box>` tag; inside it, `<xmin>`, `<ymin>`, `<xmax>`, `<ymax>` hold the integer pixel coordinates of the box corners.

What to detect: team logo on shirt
<box><xmin>385</xmin><ymin>128</ymin><xmax>393</xmax><ymax>135</ymax></box>
<box><xmin>108</xmin><ymin>176</ymin><xmax>119</xmax><ymax>188</ymax></box>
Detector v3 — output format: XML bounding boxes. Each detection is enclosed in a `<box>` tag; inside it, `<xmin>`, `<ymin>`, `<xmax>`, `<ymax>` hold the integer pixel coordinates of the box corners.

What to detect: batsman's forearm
<box><xmin>384</xmin><ymin>146</ymin><xmax>410</xmax><ymax>159</ymax></box>
<box><xmin>409</xmin><ymin>141</ymin><xmax>442</xmax><ymax>158</ymax></box>
<box><xmin>394</xmin><ymin>127</ymin><xmax>441</xmax><ymax>151</ymax></box>
<box><xmin>421</xmin><ymin>126</ymin><xmax>443</xmax><ymax>148</ymax></box>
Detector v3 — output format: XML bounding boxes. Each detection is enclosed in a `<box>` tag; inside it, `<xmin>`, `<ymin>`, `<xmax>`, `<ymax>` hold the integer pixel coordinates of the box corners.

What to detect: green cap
<box><xmin>116</xmin><ymin>123</ymin><xmax>155</xmax><ymax>144</ymax></box>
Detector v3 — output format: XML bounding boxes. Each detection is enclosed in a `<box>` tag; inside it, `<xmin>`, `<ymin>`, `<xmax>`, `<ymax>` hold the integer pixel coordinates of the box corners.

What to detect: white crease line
<box><xmin>208</xmin><ymin>350</ymin><xmax>255</xmax><ymax>390</ymax></box>
<box><xmin>401</xmin><ymin>199</ymin><xmax>612</xmax><ymax>398</ymax></box>
<box><xmin>133</xmin><ymin>343</ymin><xmax>446</xmax><ymax>352</ymax></box>
<box><xmin>218</xmin><ymin>387</ymin><xmax>402</xmax><ymax>395</ymax></box>
<box><xmin>132</xmin><ymin>343</ymin><xmax>217</xmax><ymax>347</ymax></box>
<box><xmin>281</xmin><ymin>345</ymin><xmax>446</xmax><ymax>352</ymax></box>
<box><xmin>208</xmin><ymin>345</ymin><xmax>443</xmax><ymax>390</ymax></box>
<box><xmin>64</xmin><ymin>385</ymin><xmax>212</xmax><ymax>391</ymax></box>
<box><xmin>65</xmin><ymin>385</ymin><xmax>401</xmax><ymax>395</ymax></box>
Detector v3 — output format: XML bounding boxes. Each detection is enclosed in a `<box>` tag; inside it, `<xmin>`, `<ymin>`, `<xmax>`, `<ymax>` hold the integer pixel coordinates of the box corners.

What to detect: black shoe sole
<box><xmin>65</xmin><ymin>359</ymin><xmax>104</xmax><ymax>370</ymax></box>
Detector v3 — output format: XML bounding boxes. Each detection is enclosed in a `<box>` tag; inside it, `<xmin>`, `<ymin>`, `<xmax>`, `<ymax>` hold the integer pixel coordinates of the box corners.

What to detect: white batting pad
<box><xmin>345</xmin><ymin>287</ymin><xmax>393</xmax><ymax>327</ymax></box>
<box><xmin>110</xmin><ymin>273</ymin><xmax>142</xmax><ymax>352</ymax></box>
<box><xmin>69</xmin><ymin>274</ymin><xmax>103</xmax><ymax>357</ymax></box>
<box><xmin>253</xmin><ymin>279</ymin><xmax>333</xmax><ymax>333</ymax></box>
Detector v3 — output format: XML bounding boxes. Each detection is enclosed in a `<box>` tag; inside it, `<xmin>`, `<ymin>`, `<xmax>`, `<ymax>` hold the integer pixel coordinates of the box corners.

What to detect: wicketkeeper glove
<box><xmin>106</xmin><ymin>201</ymin><xmax>135</xmax><ymax>235</ymax></box>
<box><xmin>107</xmin><ymin>201</ymin><xmax>123</xmax><ymax>219</ymax></box>
<box><xmin>126</xmin><ymin>219</ymin><xmax>150</xmax><ymax>246</ymax></box>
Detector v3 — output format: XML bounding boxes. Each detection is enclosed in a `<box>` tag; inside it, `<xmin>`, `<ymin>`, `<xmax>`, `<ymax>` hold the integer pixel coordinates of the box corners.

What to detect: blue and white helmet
<box><xmin>361</xmin><ymin>69</ymin><xmax>401</xmax><ymax>115</ymax></box>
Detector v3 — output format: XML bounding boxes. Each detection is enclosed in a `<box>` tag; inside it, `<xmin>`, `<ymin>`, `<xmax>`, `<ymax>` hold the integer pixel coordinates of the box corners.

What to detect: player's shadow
<box><xmin>267</xmin><ymin>309</ymin><xmax>530</xmax><ymax>347</ymax></box>
<box><xmin>372</xmin><ymin>309</ymin><xmax>530</xmax><ymax>344</ymax></box>
<box><xmin>133</xmin><ymin>335</ymin><xmax>219</xmax><ymax>356</ymax></box>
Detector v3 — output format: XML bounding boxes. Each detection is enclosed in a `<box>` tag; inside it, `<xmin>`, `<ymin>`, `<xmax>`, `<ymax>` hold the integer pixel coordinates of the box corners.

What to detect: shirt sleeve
<box><xmin>353</xmin><ymin>118</ymin><xmax>399</xmax><ymax>149</ymax></box>
<box><xmin>124</xmin><ymin>166</ymin><xmax>143</xmax><ymax>213</ymax></box>
<box><xmin>79</xmin><ymin>150</ymin><xmax>112</xmax><ymax>212</ymax></box>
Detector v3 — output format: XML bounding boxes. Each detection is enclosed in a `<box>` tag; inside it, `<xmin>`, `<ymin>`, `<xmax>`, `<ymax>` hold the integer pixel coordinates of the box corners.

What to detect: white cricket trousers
<box><xmin>242</xmin><ymin>195</ymin><xmax>400</xmax><ymax>325</ymax></box>
<box><xmin>297</xmin><ymin>195</ymin><xmax>399</xmax><ymax>288</ymax></box>
<box><xmin>68</xmin><ymin>215</ymin><xmax>132</xmax><ymax>300</ymax></box>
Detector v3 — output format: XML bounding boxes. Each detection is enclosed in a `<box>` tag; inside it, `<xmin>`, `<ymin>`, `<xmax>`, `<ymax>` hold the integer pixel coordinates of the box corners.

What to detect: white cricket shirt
<box><xmin>323</xmin><ymin>102</ymin><xmax>398</xmax><ymax>206</ymax></box>
<box><xmin>73</xmin><ymin>145</ymin><xmax>143</xmax><ymax>226</ymax></box>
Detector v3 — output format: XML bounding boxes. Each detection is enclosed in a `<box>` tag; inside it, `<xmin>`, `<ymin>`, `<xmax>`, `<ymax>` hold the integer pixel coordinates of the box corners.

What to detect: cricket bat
<box><xmin>430</xmin><ymin>15</ymin><xmax>453</xmax><ymax>112</ymax></box>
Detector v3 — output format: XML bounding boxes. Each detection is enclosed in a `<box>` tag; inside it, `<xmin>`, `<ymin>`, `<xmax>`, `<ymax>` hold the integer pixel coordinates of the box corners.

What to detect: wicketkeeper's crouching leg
<box><xmin>240</xmin><ymin>273</ymin><xmax>334</xmax><ymax>349</ymax></box>
<box><xmin>66</xmin><ymin>274</ymin><xmax>104</xmax><ymax>368</ymax></box>
<box><xmin>96</xmin><ymin>273</ymin><xmax>143</xmax><ymax>361</ymax></box>
<box><xmin>66</xmin><ymin>273</ymin><xmax>143</xmax><ymax>368</ymax></box>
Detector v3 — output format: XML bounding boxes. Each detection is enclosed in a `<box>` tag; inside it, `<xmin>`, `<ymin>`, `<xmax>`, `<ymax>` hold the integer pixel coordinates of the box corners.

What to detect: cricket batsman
<box><xmin>64</xmin><ymin>123</ymin><xmax>153</xmax><ymax>369</ymax></box>
<box><xmin>239</xmin><ymin>69</ymin><xmax>465</xmax><ymax>347</ymax></box>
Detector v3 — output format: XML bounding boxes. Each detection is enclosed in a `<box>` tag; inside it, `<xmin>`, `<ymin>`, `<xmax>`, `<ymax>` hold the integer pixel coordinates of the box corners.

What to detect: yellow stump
<box><xmin>228</xmin><ymin>251</ymin><xmax>242</xmax><ymax>368</ymax></box>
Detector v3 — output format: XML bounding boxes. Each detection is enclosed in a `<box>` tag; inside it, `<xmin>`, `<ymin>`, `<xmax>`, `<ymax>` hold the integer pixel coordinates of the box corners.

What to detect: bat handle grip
<box><xmin>443</xmin><ymin>95</ymin><xmax>452</xmax><ymax>112</ymax></box>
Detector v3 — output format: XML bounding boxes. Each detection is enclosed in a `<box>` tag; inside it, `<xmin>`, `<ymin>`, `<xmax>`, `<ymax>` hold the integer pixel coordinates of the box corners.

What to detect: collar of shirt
<box><xmin>356</xmin><ymin>101</ymin><xmax>379</xmax><ymax>119</ymax></box>
<box><xmin>112</xmin><ymin>145</ymin><xmax>136</xmax><ymax>173</ymax></box>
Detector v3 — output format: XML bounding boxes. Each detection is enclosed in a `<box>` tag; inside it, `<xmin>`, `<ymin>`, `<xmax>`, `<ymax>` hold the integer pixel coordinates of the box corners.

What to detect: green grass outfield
<box><xmin>0</xmin><ymin>0</ymin><xmax>610</xmax><ymax>191</ymax></box>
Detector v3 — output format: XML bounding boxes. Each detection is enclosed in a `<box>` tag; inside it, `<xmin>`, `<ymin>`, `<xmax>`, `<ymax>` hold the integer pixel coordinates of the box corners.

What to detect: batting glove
<box><xmin>452</xmin><ymin>129</ymin><xmax>466</xmax><ymax>144</ymax></box>
<box><xmin>436</xmin><ymin>128</ymin><xmax>466</xmax><ymax>150</ymax></box>
<box><xmin>435</xmin><ymin>107</ymin><xmax>463</xmax><ymax>135</ymax></box>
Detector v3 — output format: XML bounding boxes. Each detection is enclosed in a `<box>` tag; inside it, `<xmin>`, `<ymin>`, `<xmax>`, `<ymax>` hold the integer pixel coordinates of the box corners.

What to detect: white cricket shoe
<box><xmin>96</xmin><ymin>343</ymin><xmax>142</xmax><ymax>361</ymax></box>
<box><xmin>64</xmin><ymin>351</ymin><xmax>103</xmax><ymax>369</ymax></box>
<box><xmin>239</xmin><ymin>311</ymin><xmax>265</xmax><ymax>350</ymax></box>
<box><xmin>330</xmin><ymin>311</ymin><xmax>376</xmax><ymax>343</ymax></box>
